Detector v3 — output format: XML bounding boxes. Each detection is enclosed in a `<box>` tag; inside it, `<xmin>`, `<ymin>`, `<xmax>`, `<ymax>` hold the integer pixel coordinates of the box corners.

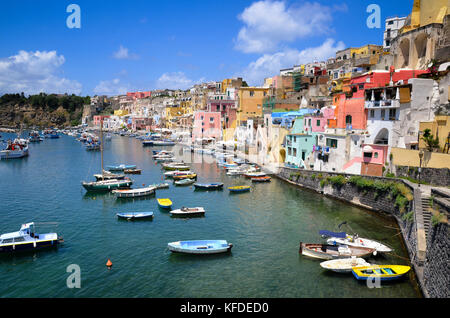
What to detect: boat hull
<box><xmin>352</xmin><ymin>265</ymin><xmax>411</xmax><ymax>281</ymax></box>
<box><xmin>299</xmin><ymin>243</ymin><xmax>375</xmax><ymax>260</ymax></box>
<box><xmin>117</xmin><ymin>212</ymin><xmax>154</xmax><ymax>220</ymax></box>
<box><xmin>194</xmin><ymin>183</ymin><xmax>224</xmax><ymax>190</ymax></box>
<box><xmin>0</xmin><ymin>239</ymin><xmax>59</xmax><ymax>253</ymax></box>
<box><xmin>168</xmin><ymin>240</ymin><xmax>233</xmax><ymax>254</ymax></box>
<box><xmin>82</xmin><ymin>180</ymin><xmax>133</xmax><ymax>192</ymax></box>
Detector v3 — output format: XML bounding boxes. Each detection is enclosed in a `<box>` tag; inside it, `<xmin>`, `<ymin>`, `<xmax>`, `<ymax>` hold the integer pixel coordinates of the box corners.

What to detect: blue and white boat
<box><xmin>0</xmin><ymin>223</ymin><xmax>61</xmax><ymax>253</ymax></box>
<box><xmin>167</xmin><ymin>240</ymin><xmax>233</xmax><ymax>254</ymax></box>
<box><xmin>43</xmin><ymin>130</ymin><xmax>59</xmax><ymax>139</ymax></box>
<box><xmin>194</xmin><ymin>183</ymin><xmax>224</xmax><ymax>190</ymax></box>
<box><xmin>116</xmin><ymin>212</ymin><xmax>154</xmax><ymax>220</ymax></box>
<box><xmin>106</xmin><ymin>164</ymin><xmax>137</xmax><ymax>172</ymax></box>
<box><xmin>0</xmin><ymin>140</ymin><xmax>29</xmax><ymax>160</ymax></box>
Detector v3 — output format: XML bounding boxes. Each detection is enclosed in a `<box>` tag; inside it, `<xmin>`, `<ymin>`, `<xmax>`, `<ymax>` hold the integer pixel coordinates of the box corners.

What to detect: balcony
<box><xmin>365</xmin><ymin>100</ymin><xmax>400</xmax><ymax>109</ymax></box>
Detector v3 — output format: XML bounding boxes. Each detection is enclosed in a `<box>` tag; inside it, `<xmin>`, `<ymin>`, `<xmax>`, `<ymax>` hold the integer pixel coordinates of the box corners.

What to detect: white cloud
<box><xmin>0</xmin><ymin>50</ymin><xmax>82</xmax><ymax>95</ymax></box>
<box><xmin>93</xmin><ymin>78</ymin><xmax>130</xmax><ymax>96</ymax></box>
<box><xmin>239</xmin><ymin>38</ymin><xmax>346</xmax><ymax>86</ymax></box>
<box><xmin>113</xmin><ymin>45</ymin><xmax>139</xmax><ymax>60</ymax></box>
<box><xmin>156</xmin><ymin>72</ymin><xmax>205</xmax><ymax>90</ymax></box>
<box><xmin>235</xmin><ymin>1</ymin><xmax>341</xmax><ymax>54</ymax></box>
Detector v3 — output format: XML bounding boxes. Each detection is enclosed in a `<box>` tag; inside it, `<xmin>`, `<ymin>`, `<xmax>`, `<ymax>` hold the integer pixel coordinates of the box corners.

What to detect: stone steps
<box><xmin>421</xmin><ymin>196</ymin><xmax>433</xmax><ymax>240</ymax></box>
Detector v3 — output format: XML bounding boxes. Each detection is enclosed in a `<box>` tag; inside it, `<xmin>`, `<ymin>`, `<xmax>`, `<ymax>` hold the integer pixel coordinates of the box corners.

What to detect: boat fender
<box><xmin>33</xmin><ymin>241</ymin><xmax>36</xmax><ymax>248</ymax></box>
<box><xmin>373</xmin><ymin>250</ymin><xmax>377</xmax><ymax>256</ymax></box>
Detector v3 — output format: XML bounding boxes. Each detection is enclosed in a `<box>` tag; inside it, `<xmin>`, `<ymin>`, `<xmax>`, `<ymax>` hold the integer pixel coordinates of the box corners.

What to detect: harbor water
<box><xmin>0</xmin><ymin>133</ymin><xmax>421</xmax><ymax>297</ymax></box>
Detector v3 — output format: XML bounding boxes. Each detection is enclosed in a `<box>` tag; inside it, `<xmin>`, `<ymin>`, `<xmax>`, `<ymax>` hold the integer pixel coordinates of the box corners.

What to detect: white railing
<box><xmin>365</xmin><ymin>100</ymin><xmax>400</xmax><ymax>109</ymax></box>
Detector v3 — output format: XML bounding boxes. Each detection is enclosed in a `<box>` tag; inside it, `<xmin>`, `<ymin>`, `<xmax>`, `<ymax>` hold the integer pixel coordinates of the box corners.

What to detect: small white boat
<box><xmin>170</xmin><ymin>207</ymin><xmax>205</xmax><ymax>217</ymax></box>
<box><xmin>117</xmin><ymin>212</ymin><xmax>154</xmax><ymax>220</ymax></box>
<box><xmin>174</xmin><ymin>178</ymin><xmax>196</xmax><ymax>186</ymax></box>
<box><xmin>320</xmin><ymin>257</ymin><xmax>371</xmax><ymax>273</ymax></box>
<box><xmin>164</xmin><ymin>170</ymin><xmax>195</xmax><ymax>178</ymax></box>
<box><xmin>112</xmin><ymin>186</ymin><xmax>156</xmax><ymax>198</ymax></box>
<box><xmin>0</xmin><ymin>223</ymin><xmax>61</xmax><ymax>253</ymax></box>
<box><xmin>326</xmin><ymin>236</ymin><xmax>392</xmax><ymax>254</ymax></box>
<box><xmin>299</xmin><ymin>243</ymin><xmax>376</xmax><ymax>260</ymax></box>
<box><xmin>168</xmin><ymin>240</ymin><xmax>232</xmax><ymax>254</ymax></box>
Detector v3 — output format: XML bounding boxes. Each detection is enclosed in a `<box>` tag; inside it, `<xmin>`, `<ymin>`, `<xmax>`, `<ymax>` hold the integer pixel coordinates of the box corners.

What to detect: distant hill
<box><xmin>0</xmin><ymin>93</ymin><xmax>90</xmax><ymax>128</ymax></box>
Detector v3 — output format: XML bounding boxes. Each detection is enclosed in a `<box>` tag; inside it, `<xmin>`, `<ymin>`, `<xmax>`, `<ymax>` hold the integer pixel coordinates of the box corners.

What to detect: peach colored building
<box><xmin>237</xmin><ymin>87</ymin><xmax>269</xmax><ymax>126</ymax></box>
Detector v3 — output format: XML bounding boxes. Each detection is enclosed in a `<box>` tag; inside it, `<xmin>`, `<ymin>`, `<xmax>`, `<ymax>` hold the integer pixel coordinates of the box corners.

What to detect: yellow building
<box><xmin>401</xmin><ymin>0</ymin><xmax>448</xmax><ymax>33</ymax></box>
<box><xmin>221</xmin><ymin>78</ymin><xmax>243</xmax><ymax>94</ymax></box>
<box><xmin>419</xmin><ymin>116</ymin><xmax>450</xmax><ymax>153</ymax></box>
<box><xmin>114</xmin><ymin>109</ymin><xmax>129</xmax><ymax>117</ymax></box>
<box><xmin>237</xmin><ymin>87</ymin><xmax>269</xmax><ymax>125</ymax></box>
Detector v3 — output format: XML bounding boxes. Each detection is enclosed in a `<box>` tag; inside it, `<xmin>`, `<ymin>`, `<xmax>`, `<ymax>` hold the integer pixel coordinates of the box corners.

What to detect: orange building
<box><xmin>237</xmin><ymin>87</ymin><xmax>269</xmax><ymax>125</ymax></box>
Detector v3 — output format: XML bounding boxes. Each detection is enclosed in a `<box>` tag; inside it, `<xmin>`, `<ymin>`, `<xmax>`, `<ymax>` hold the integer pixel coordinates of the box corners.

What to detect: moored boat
<box><xmin>352</xmin><ymin>265</ymin><xmax>411</xmax><ymax>281</ymax></box>
<box><xmin>112</xmin><ymin>186</ymin><xmax>156</xmax><ymax>198</ymax></box>
<box><xmin>193</xmin><ymin>183</ymin><xmax>224</xmax><ymax>190</ymax></box>
<box><xmin>164</xmin><ymin>170</ymin><xmax>195</xmax><ymax>178</ymax></box>
<box><xmin>244</xmin><ymin>172</ymin><xmax>266</xmax><ymax>178</ymax></box>
<box><xmin>172</xmin><ymin>173</ymin><xmax>197</xmax><ymax>181</ymax></box>
<box><xmin>299</xmin><ymin>243</ymin><xmax>376</xmax><ymax>260</ymax></box>
<box><xmin>167</xmin><ymin>240</ymin><xmax>233</xmax><ymax>254</ymax></box>
<box><xmin>251</xmin><ymin>176</ymin><xmax>271</xmax><ymax>182</ymax></box>
<box><xmin>157</xmin><ymin>198</ymin><xmax>173</xmax><ymax>209</ymax></box>
<box><xmin>124</xmin><ymin>168</ymin><xmax>142</xmax><ymax>174</ymax></box>
<box><xmin>174</xmin><ymin>178</ymin><xmax>196</xmax><ymax>186</ymax></box>
<box><xmin>82</xmin><ymin>179</ymin><xmax>133</xmax><ymax>192</ymax></box>
<box><xmin>116</xmin><ymin>212</ymin><xmax>154</xmax><ymax>220</ymax></box>
<box><xmin>320</xmin><ymin>257</ymin><xmax>371</xmax><ymax>273</ymax></box>
<box><xmin>170</xmin><ymin>207</ymin><xmax>205</xmax><ymax>217</ymax></box>
<box><xmin>228</xmin><ymin>186</ymin><xmax>251</xmax><ymax>193</ymax></box>
<box><xmin>321</xmin><ymin>231</ymin><xmax>393</xmax><ymax>254</ymax></box>
<box><xmin>0</xmin><ymin>223</ymin><xmax>62</xmax><ymax>253</ymax></box>
<box><xmin>94</xmin><ymin>171</ymin><xmax>126</xmax><ymax>181</ymax></box>
<box><xmin>0</xmin><ymin>141</ymin><xmax>29</xmax><ymax>160</ymax></box>
<box><xmin>106</xmin><ymin>164</ymin><xmax>137</xmax><ymax>172</ymax></box>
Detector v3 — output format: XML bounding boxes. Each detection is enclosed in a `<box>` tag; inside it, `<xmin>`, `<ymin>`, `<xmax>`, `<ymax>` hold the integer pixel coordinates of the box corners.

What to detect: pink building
<box><xmin>207</xmin><ymin>98</ymin><xmax>237</xmax><ymax>129</ymax></box>
<box><xmin>303</xmin><ymin>107</ymin><xmax>336</xmax><ymax>133</ymax></box>
<box><xmin>93</xmin><ymin>115</ymin><xmax>110</xmax><ymax>127</ymax></box>
<box><xmin>127</xmin><ymin>91</ymin><xmax>152</xmax><ymax>99</ymax></box>
<box><xmin>192</xmin><ymin>111</ymin><xmax>222</xmax><ymax>142</ymax></box>
<box><xmin>132</xmin><ymin>118</ymin><xmax>153</xmax><ymax>131</ymax></box>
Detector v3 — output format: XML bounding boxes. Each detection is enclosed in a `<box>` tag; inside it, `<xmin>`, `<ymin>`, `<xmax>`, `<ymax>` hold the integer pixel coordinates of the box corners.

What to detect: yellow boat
<box><xmin>352</xmin><ymin>265</ymin><xmax>411</xmax><ymax>281</ymax></box>
<box><xmin>228</xmin><ymin>186</ymin><xmax>251</xmax><ymax>193</ymax></box>
<box><xmin>172</xmin><ymin>174</ymin><xmax>197</xmax><ymax>180</ymax></box>
<box><xmin>157</xmin><ymin>198</ymin><xmax>173</xmax><ymax>209</ymax></box>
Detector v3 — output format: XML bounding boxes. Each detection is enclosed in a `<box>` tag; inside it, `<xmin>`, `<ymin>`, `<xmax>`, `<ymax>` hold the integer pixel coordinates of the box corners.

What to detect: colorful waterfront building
<box><xmin>284</xmin><ymin>116</ymin><xmax>318</xmax><ymax>169</ymax></box>
<box><xmin>192</xmin><ymin>111</ymin><xmax>222</xmax><ymax>142</ymax></box>
<box><xmin>237</xmin><ymin>87</ymin><xmax>269</xmax><ymax>126</ymax></box>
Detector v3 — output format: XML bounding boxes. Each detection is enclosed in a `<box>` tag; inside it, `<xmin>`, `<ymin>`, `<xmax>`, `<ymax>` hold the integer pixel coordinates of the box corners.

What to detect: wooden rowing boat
<box><xmin>170</xmin><ymin>207</ymin><xmax>205</xmax><ymax>217</ymax></box>
<box><xmin>352</xmin><ymin>265</ymin><xmax>411</xmax><ymax>281</ymax></box>
<box><xmin>168</xmin><ymin>240</ymin><xmax>233</xmax><ymax>254</ymax></box>
<box><xmin>299</xmin><ymin>243</ymin><xmax>376</xmax><ymax>260</ymax></box>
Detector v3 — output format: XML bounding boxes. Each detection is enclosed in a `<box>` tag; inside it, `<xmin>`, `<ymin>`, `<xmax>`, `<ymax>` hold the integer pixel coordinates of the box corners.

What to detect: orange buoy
<box><xmin>106</xmin><ymin>259</ymin><xmax>112</xmax><ymax>268</ymax></box>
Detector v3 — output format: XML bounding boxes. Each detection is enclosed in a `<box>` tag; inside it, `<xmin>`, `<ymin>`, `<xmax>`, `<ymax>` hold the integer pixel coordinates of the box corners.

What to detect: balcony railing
<box><xmin>365</xmin><ymin>100</ymin><xmax>400</xmax><ymax>109</ymax></box>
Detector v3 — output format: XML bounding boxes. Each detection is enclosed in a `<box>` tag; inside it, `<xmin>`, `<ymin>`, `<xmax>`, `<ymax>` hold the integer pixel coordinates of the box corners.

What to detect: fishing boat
<box><xmin>148</xmin><ymin>183</ymin><xmax>170</xmax><ymax>189</ymax></box>
<box><xmin>174</xmin><ymin>178</ymin><xmax>196</xmax><ymax>186</ymax></box>
<box><xmin>43</xmin><ymin>130</ymin><xmax>59</xmax><ymax>139</ymax></box>
<box><xmin>153</xmin><ymin>140</ymin><xmax>176</xmax><ymax>146</ymax></box>
<box><xmin>142</xmin><ymin>140</ymin><xmax>154</xmax><ymax>146</ymax></box>
<box><xmin>299</xmin><ymin>243</ymin><xmax>376</xmax><ymax>260</ymax></box>
<box><xmin>320</xmin><ymin>257</ymin><xmax>371</xmax><ymax>273</ymax></box>
<box><xmin>116</xmin><ymin>212</ymin><xmax>154</xmax><ymax>220</ymax></box>
<box><xmin>244</xmin><ymin>172</ymin><xmax>266</xmax><ymax>178</ymax></box>
<box><xmin>28</xmin><ymin>131</ymin><xmax>43</xmax><ymax>142</ymax></box>
<box><xmin>85</xmin><ymin>142</ymin><xmax>101</xmax><ymax>151</ymax></box>
<box><xmin>82</xmin><ymin>178</ymin><xmax>133</xmax><ymax>192</ymax></box>
<box><xmin>157</xmin><ymin>198</ymin><xmax>173</xmax><ymax>209</ymax></box>
<box><xmin>193</xmin><ymin>183</ymin><xmax>224</xmax><ymax>190</ymax></box>
<box><xmin>352</xmin><ymin>265</ymin><xmax>411</xmax><ymax>281</ymax></box>
<box><xmin>106</xmin><ymin>164</ymin><xmax>137</xmax><ymax>172</ymax></box>
<box><xmin>162</xmin><ymin>163</ymin><xmax>190</xmax><ymax>171</ymax></box>
<box><xmin>112</xmin><ymin>186</ymin><xmax>156</xmax><ymax>198</ymax></box>
<box><xmin>173</xmin><ymin>173</ymin><xmax>197</xmax><ymax>181</ymax></box>
<box><xmin>0</xmin><ymin>223</ymin><xmax>62</xmax><ymax>253</ymax></box>
<box><xmin>228</xmin><ymin>186</ymin><xmax>251</xmax><ymax>193</ymax></box>
<box><xmin>153</xmin><ymin>150</ymin><xmax>174</xmax><ymax>155</ymax></box>
<box><xmin>164</xmin><ymin>170</ymin><xmax>195</xmax><ymax>178</ymax></box>
<box><xmin>124</xmin><ymin>168</ymin><xmax>142</xmax><ymax>174</ymax></box>
<box><xmin>251</xmin><ymin>176</ymin><xmax>271</xmax><ymax>182</ymax></box>
<box><xmin>94</xmin><ymin>171</ymin><xmax>126</xmax><ymax>181</ymax></box>
<box><xmin>167</xmin><ymin>240</ymin><xmax>233</xmax><ymax>254</ymax></box>
<box><xmin>320</xmin><ymin>230</ymin><xmax>393</xmax><ymax>253</ymax></box>
<box><xmin>81</xmin><ymin>119</ymin><xmax>134</xmax><ymax>192</ymax></box>
<box><xmin>0</xmin><ymin>140</ymin><xmax>29</xmax><ymax>159</ymax></box>
<box><xmin>170</xmin><ymin>207</ymin><xmax>205</xmax><ymax>217</ymax></box>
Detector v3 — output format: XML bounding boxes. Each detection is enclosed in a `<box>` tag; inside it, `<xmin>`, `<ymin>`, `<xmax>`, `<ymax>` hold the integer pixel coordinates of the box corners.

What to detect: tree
<box><xmin>421</xmin><ymin>129</ymin><xmax>440</xmax><ymax>152</ymax></box>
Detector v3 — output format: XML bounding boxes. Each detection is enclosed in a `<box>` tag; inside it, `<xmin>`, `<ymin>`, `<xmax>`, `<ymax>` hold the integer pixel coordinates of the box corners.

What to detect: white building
<box><xmin>384</xmin><ymin>17</ymin><xmax>407</xmax><ymax>50</ymax></box>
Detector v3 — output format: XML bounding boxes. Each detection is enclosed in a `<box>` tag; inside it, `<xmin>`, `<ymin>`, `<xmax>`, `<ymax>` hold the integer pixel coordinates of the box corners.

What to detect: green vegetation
<box><xmin>431</xmin><ymin>213</ymin><xmax>447</xmax><ymax>227</ymax></box>
<box><xmin>0</xmin><ymin>92</ymin><xmax>90</xmax><ymax>128</ymax></box>
<box><xmin>402</xmin><ymin>211</ymin><xmax>414</xmax><ymax>223</ymax></box>
<box><xmin>421</xmin><ymin>129</ymin><xmax>440</xmax><ymax>152</ymax></box>
<box><xmin>311</xmin><ymin>174</ymin><xmax>316</xmax><ymax>180</ymax></box>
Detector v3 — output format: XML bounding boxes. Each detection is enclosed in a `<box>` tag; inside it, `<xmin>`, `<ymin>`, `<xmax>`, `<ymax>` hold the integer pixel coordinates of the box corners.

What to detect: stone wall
<box><xmin>424</xmin><ymin>222</ymin><xmax>449</xmax><ymax>298</ymax></box>
<box><xmin>395</xmin><ymin>165</ymin><xmax>450</xmax><ymax>187</ymax></box>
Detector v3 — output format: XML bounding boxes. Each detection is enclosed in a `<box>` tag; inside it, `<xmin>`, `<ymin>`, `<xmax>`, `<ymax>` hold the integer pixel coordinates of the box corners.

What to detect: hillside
<box><xmin>0</xmin><ymin>93</ymin><xmax>90</xmax><ymax>128</ymax></box>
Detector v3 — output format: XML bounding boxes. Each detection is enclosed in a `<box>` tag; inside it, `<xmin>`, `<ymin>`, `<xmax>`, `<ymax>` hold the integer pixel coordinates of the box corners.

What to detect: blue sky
<box><xmin>0</xmin><ymin>0</ymin><xmax>414</xmax><ymax>96</ymax></box>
